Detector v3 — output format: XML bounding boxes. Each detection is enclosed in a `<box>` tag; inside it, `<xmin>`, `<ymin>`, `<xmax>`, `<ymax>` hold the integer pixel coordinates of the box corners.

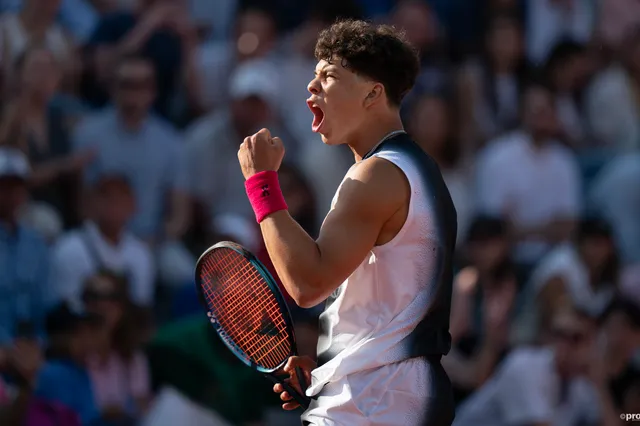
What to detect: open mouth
<box><xmin>307</xmin><ymin>101</ymin><xmax>325</xmax><ymax>133</ymax></box>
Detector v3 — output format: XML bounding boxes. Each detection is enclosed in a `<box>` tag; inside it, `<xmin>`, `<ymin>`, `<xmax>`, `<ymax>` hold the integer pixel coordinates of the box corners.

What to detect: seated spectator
<box><xmin>197</xmin><ymin>6</ymin><xmax>279</xmax><ymax>111</ymax></box>
<box><xmin>83</xmin><ymin>0</ymin><xmax>203</xmax><ymax>119</ymax></box>
<box><xmin>543</xmin><ymin>40</ymin><xmax>594</xmax><ymax>148</ymax></box>
<box><xmin>390</xmin><ymin>1</ymin><xmax>453</xmax><ymax>104</ymax></box>
<box><xmin>73</xmin><ymin>54</ymin><xmax>193</xmax><ymax>288</ymax></box>
<box><xmin>453</xmin><ymin>307</ymin><xmax>601</xmax><ymax>426</ymax></box>
<box><xmin>83</xmin><ymin>273</ymin><xmax>152</xmax><ymax>423</ymax></box>
<box><xmin>525</xmin><ymin>0</ymin><xmax>595</xmax><ymax>64</ymax></box>
<box><xmin>409</xmin><ymin>93</ymin><xmax>474</xmax><ymax>243</ymax></box>
<box><xmin>475</xmin><ymin>82</ymin><xmax>582</xmax><ymax>269</ymax></box>
<box><xmin>597</xmin><ymin>0</ymin><xmax>640</xmax><ymax>53</ymax></box>
<box><xmin>456</xmin><ymin>13</ymin><xmax>529</xmax><ymax>148</ymax></box>
<box><xmin>0</xmin><ymin>0</ymin><xmax>78</xmax><ymax>96</ymax></box>
<box><xmin>589</xmin><ymin>152</ymin><xmax>640</xmax><ymax>266</ymax></box>
<box><xmin>445</xmin><ymin>216</ymin><xmax>516</xmax><ymax>404</ymax></box>
<box><xmin>600</xmin><ymin>297</ymin><xmax>640</xmax><ymax>420</ymax></box>
<box><xmin>0</xmin><ymin>45</ymin><xmax>93</xmax><ymax>231</ymax></box>
<box><xmin>185</xmin><ymin>59</ymin><xmax>295</xmax><ymax>225</ymax></box>
<box><xmin>517</xmin><ymin>218</ymin><xmax>619</xmax><ymax>344</ymax></box>
<box><xmin>35</xmin><ymin>303</ymin><xmax>102</xmax><ymax>426</ymax></box>
<box><xmin>0</xmin><ymin>147</ymin><xmax>50</xmax><ymax>345</ymax></box>
<box><xmin>586</xmin><ymin>27</ymin><xmax>640</xmax><ymax>152</ymax></box>
<box><xmin>51</xmin><ymin>174</ymin><xmax>155</xmax><ymax>310</ymax></box>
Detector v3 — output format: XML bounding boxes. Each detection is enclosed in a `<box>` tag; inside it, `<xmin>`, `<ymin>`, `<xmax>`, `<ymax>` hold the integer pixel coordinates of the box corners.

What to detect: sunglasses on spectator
<box><xmin>116</xmin><ymin>78</ymin><xmax>153</xmax><ymax>90</ymax></box>
<box><xmin>551</xmin><ymin>327</ymin><xmax>588</xmax><ymax>344</ymax></box>
<box><xmin>82</xmin><ymin>289</ymin><xmax>125</xmax><ymax>303</ymax></box>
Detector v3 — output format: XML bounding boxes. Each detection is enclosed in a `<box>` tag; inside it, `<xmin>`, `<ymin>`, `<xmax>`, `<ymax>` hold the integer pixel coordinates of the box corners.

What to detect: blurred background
<box><xmin>0</xmin><ymin>0</ymin><xmax>638</xmax><ymax>425</ymax></box>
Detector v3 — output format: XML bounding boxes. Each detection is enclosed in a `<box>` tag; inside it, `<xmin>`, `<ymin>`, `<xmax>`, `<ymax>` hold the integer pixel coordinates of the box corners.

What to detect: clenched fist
<box><xmin>238</xmin><ymin>128</ymin><xmax>285</xmax><ymax>179</ymax></box>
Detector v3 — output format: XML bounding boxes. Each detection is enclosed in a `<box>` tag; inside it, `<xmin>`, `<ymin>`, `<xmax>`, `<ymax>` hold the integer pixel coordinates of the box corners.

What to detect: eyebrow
<box><xmin>314</xmin><ymin>65</ymin><xmax>338</xmax><ymax>76</ymax></box>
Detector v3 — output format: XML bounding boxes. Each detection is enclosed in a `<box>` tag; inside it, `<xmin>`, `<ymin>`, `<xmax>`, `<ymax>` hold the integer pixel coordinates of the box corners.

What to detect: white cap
<box><xmin>229</xmin><ymin>59</ymin><xmax>279</xmax><ymax>106</ymax></box>
<box><xmin>0</xmin><ymin>147</ymin><xmax>30</xmax><ymax>179</ymax></box>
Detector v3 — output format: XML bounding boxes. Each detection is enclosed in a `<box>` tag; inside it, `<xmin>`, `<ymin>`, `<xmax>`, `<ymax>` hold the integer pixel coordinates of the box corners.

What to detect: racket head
<box><xmin>195</xmin><ymin>241</ymin><xmax>299</xmax><ymax>373</ymax></box>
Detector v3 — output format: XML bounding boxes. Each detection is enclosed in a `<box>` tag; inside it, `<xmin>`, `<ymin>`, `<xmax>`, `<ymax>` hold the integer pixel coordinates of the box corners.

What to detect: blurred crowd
<box><xmin>0</xmin><ymin>0</ymin><xmax>639</xmax><ymax>425</ymax></box>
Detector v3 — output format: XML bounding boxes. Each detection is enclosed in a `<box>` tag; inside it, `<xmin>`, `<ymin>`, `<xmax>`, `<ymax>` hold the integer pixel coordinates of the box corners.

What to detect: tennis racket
<box><xmin>195</xmin><ymin>241</ymin><xmax>311</xmax><ymax>410</ymax></box>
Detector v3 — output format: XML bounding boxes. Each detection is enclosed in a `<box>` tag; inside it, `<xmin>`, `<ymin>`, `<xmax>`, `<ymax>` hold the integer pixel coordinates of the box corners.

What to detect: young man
<box><xmin>237</xmin><ymin>20</ymin><xmax>457</xmax><ymax>425</ymax></box>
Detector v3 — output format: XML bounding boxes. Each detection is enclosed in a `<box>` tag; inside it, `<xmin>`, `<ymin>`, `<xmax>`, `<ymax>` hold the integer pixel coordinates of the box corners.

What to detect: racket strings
<box><xmin>200</xmin><ymin>249</ymin><xmax>291</xmax><ymax>370</ymax></box>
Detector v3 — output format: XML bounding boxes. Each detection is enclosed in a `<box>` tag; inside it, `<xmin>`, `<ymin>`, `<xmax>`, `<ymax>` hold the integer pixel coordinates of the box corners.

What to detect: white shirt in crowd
<box><xmin>526</xmin><ymin>0</ymin><xmax>594</xmax><ymax>64</ymax></box>
<box><xmin>476</xmin><ymin>131</ymin><xmax>582</xmax><ymax>264</ymax></box>
<box><xmin>50</xmin><ymin>222</ymin><xmax>155</xmax><ymax>308</ymax></box>
<box><xmin>454</xmin><ymin>347</ymin><xmax>600</xmax><ymax>426</ymax></box>
<box><xmin>515</xmin><ymin>243</ymin><xmax>616</xmax><ymax>344</ymax></box>
<box><xmin>590</xmin><ymin>153</ymin><xmax>640</xmax><ymax>265</ymax></box>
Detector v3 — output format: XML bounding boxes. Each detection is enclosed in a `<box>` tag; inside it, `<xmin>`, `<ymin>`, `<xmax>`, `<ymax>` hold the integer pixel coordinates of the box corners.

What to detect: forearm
<box><xmin>260</xmin><ymin>211</ymin><xmax>325</xmax><ymax>308</ymax></box>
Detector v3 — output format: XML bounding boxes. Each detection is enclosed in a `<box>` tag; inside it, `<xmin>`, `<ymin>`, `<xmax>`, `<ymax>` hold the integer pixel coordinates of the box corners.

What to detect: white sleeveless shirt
<box><xmin>307</xmin><ymin>135</ymin><xmax>457</xmax><ymax>397</ymax></box>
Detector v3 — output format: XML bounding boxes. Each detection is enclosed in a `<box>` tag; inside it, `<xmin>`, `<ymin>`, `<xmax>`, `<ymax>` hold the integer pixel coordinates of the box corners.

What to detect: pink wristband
<box><xmin>245</xmin><ymin>171</ymin><xmax>288</xmax><ymax>223</ymax></box>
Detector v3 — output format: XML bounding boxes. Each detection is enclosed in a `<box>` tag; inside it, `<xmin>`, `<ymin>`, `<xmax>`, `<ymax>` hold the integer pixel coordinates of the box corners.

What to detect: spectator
<box><xmin>0</xmin><ymin>0</ymin><xmax>78</xmax><ymax>95</ymax></box>
<box><xmin>198</xmin><ymin>6</ymin><xmax>279</xmax><ymax>111</ymax></box>
<box><xmin>83</xmin><ymin>0</ymin><xmax>203</xmax><ymax>119</ymax></box>
<box><xmin>456</xmin><ymin>13</ymin><xmax>529</xmax><ymax>148</ymax></box>
<box><xmin>35</xmin><ymin>303</ymin><xmax>102</xmax><ymax>426</ymax></box>
<box><xmin>185</xmin><ymin>59</ymin><xmax>292</xmax><ymax>225</ymax></box>
<box><xmin>544</xmin><ymin>40</ymin><xmax>594</xmax><ymax>148</ymax></box>
<box><xmin>600</xmin><ymin>297</ymin><xmax>640</xmax><ymax>421</ymax></box>
<box><xmin>73</xmin><ymin>54</ymin><xmax>193</xmax><ymax>288</ymax></box>
<box><xmin>586</xmin><ymin>27</ymin><xmax>640</xmax><ymax>152</ymax></box>
<box><xmin>0</xmin><ymin>45</ymin><xmax>93</xmax><ymax>231</ymax></box>
<box><xmin>589</xmin><ymin>152</ymin><xmax>640</xmax><ymax>266</ymax></box>
<box><xmin>453</xmin><ymin>307</ymin><xmax>601</xmax><ymax>426</ymax></box>
<box><xmin>596</xmin><ymin>0</ymin><xmax>640</xmax><ymax>54</ymax></box>
<box><xmin>390</xmin><ymin>0</ymin><xmax>452</xmax><ymax>102</ymax></box>
<box><xmin>475</xmin><ymin>82</ymin><xmax>582</xmax><ymax>269</ymax></box>
<box><xmin>525</xmin><ymin>0</ymin><xmax>595</xmax><ymax>64</ymax></box>
<box><xmin>83</xmin><ymin>273</ymin><xmax>152</xmax><ymax>423</ymax></box>
<box><xmin>50</xmin><ymin>174</ymin><xmax>155</xmax><ymax>310</ymax></box>
<box><xmin>445</xmin><ymin>216</ymin><xmax>516</xmax><ymax>404</ymax></box>
<box><xmin>409</xmin><ymin>93</ymin><xmax>473</xmax><ymax>242</ymax></box>
<box><xmin>0</xmin><ymin>147</ymin><xmax>50</xmax><ymax>344</ymax></box>
<box><xmin>517</xmin><ymin>218</ymin><xmax>619</xmax><ymax>344</ymax></box>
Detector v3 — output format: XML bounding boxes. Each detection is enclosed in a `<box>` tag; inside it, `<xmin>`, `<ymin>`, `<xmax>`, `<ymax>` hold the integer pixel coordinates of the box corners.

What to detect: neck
<box><xmin>97</xmin><ymin>222</ymin><xmax>122</xmax><ymax>245</ymax></box>
<box><xmin>348</xmin><ymin>111</ymin><xmax>405</xmax><ymax>162</ymax></box>
<box><xmin>23</xmin><ymin>94</ymin><xmax>48</xmax><ymax>116</ymax></box>
<box><xmin>118</xmin><ymin>109</ymin><xmax>147</xmax><ymax>131</ymax></box>
<box><xmin>0</xmin><ymin>216</ymin><xmax>18</xmax><ymax>231</ymax></box>
<box><xmin>19</xmin><ymin>8</ymin><xmax>51</xmax><ymax>34</ymax></box>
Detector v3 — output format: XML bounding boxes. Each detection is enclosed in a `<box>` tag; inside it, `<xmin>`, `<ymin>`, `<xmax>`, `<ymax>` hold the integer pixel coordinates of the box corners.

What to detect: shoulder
<box><xmin>52</xmin><ymin>230</ymin><xmax>85</xmax><ymax>258</ymax></box>
<box><xmin>18</xmin><ymin>225</ymin><xmax>48</xmax><ymax>252</ymax></box>
<box><xmin>149</xmin><ymin>115</ymin><xmax>181</xmax><ymax>141</ymax></box>
<box><xmin>501</xmin><ymin>347</ymin><xmax>553</xmax><ymax>378</ymax></box>
<box><xmin>477</xmin><ymin>132</ymin><xmax>526</xmax><ymax>167</ymax></box>
<box><xmin>335</xmin><ymin>156</ymin><xmax>408</xmax><ymax>218</ymax></box>
<box><xmin>184</xmin><ymin>111</ymin><xmax>226</xmax><ymax>148</ymax></box>
<box><xmin>123</xmin><ymin>234</ymin><xmax>153</xmax><ymax>261</ymax></box>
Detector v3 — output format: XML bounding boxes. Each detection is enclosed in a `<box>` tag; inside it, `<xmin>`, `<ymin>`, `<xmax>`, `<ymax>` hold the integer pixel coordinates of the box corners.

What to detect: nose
<box><xmin>307</xmin><ymin>76</ymin><xmax>320</xmax><ymax>95</ymax></box>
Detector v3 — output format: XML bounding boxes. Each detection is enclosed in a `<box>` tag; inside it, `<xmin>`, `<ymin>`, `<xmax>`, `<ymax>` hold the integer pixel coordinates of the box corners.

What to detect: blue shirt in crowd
<box><xmin>0</xmin><ymin>222</ymin><xmax>50</xmax><ymax>345</ymax></box>
<box><xmin>35</xmin><ymin>360</ymin><xmax>100</xmax><ymax>426</ymax></box>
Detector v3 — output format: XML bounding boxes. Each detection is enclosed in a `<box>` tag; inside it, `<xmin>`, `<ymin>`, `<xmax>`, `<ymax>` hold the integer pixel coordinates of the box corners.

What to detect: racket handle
<box><xmin>265</xmin><ymin>374</ymin><xmax>311</xmax><ymax>410</ymax></box>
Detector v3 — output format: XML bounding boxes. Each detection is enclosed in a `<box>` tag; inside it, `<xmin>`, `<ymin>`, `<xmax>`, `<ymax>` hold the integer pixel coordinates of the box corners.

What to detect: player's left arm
<box><xmin>260</xmin><ymin>156</ymin><xmax>408</xmax><ymax>308</ymax></box>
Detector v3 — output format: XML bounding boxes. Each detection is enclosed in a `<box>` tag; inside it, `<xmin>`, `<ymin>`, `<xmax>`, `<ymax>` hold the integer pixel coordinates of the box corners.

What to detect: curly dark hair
<box><xmin>314</xmin><ymin>19</ymin><xmax>420</xmax><ymax>106</ymax></box>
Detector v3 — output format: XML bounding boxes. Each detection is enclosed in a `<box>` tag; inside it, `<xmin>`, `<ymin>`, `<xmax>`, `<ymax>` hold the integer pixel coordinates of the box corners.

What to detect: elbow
<box><xmin>286</xmin><ymin>278</ymin><xmax>327</xmax><ymax>309</ymax></box>
<box><xmin>289</xmin><ymin>291</ymin><xmax>322</xmax><ymax>309</ymax></box>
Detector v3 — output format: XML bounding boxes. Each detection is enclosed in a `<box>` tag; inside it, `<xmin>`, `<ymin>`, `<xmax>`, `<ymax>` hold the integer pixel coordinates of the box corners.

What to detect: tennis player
<box><xmin>238</xmin><ymin>19</ymin><xmax>457</xmax><ymax>425</ymax></box>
